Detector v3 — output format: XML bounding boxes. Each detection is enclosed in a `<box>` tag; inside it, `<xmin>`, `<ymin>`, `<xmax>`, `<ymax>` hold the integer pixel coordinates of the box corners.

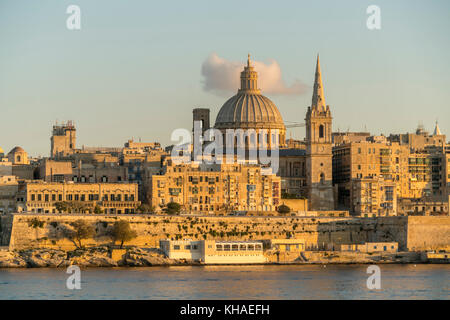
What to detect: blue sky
<box><xmin>1</xmin><ymin>0</ymin><xmax>449</xmax><ymax>156</ymax></box>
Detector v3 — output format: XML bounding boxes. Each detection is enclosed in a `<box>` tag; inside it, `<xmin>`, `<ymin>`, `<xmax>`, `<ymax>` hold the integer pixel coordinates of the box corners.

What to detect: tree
<box><xmin>281</xmin><ymin>192</ymin><xmax>298</xmax><ymax>199</ymax></box>
<box><xmin>68</xmin><ymin>219</ymin><xmax>95</xmax><ymax>249</ymax></box>
<box><xmin>166</xmin><ymin>202</ymin><xmax>181</xmax><ymax>215</ymax></box>
<box><xmin>137</xmin><ymin>204</ymin><xmax>153</xmax><ymax>214</ymax></box>
<box><xmin>93</xmin><ymin>205</ymin><xmax>103</xmax><ymax>214</ymax></box>
<box><xmin>277</xmin><ymin>204</ymin><xmax>291</xmax><ymax>215</ymax></box>
<box><xmin>55</xmin><ymin>201</ymin><xmax>70</xmax><ymax>213</ymax></box>
<box><xmin>55</xmin><ymin>201</ymin><xmax>89</xmax><ymax>214</ymax></box>
<box><xmin>111</xmin><ymin>220</ymin><xmax>137</xmax><ymax>248</ymax></box>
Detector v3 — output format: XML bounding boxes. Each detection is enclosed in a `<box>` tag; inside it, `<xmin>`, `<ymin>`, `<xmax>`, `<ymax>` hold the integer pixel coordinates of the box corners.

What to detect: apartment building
<box><xmin>150</xmin><ymin>161</ymin><xmax>281</xmax><ymax>214</ymax></box>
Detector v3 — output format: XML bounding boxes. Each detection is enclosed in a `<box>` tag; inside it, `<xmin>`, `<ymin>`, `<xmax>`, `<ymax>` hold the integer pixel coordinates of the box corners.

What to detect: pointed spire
<box><xmin>434</xmin><ymin>120</ymin><xmax>442</xmax><ymax>135</ymax></box>
<box><xmin>311</xmin><ymin>54</ymin><xmax>327</xmax><ymax>112</ymax></box>
<box><xmin>247</xmin><ymin>53</ymin><xmax>251</xmax><ymax>67</ymax></box>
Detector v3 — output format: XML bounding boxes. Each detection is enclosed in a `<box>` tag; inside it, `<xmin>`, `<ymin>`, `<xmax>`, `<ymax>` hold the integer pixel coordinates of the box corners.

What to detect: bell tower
<box><xmin>305</xmin><ymin>55</ymin><xmax>334</xmax><ymax>210</ymax></box>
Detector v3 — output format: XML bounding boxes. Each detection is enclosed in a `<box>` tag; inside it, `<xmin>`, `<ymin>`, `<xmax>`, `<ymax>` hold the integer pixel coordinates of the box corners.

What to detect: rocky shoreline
<box><xmin>0</xmin><ymin>247</ymin><xmax>436</xmax><ymax>268</ymax></box>
<box><xmin>0</xmin><ymin>247</ymin><xmax>195</xmax><ymax>268</ymax></box>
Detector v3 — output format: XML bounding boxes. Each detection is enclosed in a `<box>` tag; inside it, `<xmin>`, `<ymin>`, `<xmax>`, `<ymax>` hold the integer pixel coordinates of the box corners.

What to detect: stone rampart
<box><xmin>1</xmin><ymin>213</ymin><xmax>448</xmax><ymax>252</ymax></box>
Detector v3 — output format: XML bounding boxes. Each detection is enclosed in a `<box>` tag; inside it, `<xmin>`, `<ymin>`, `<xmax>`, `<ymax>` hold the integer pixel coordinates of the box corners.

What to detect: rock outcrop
<box><xmin>0</xmin><ymin>246</ymin><xmax>192</xmax><ymax>268</ymax></box>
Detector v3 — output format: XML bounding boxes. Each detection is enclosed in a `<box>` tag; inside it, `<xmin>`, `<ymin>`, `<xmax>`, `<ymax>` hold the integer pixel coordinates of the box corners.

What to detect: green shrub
<box><xmin>29</xmin><ymin>218</ymin><xmax>44</xmax><ymax>229</ymax></box>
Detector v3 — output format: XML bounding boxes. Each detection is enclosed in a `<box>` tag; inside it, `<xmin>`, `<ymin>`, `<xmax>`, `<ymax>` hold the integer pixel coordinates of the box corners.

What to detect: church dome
<box><xmin>9</xmin><ymin>146</ymin><xmax>25</xmax><ymax>154</ymax></box>
<box><xmin>214</xmin><ymin>54</ymin><xmax>285</xmax><ymax>131</ymax></box>
<box><xmin>215</xmin><ymin>93</ymin><xmax>284</xmax><ymax>130</ymax></box>
<box><xmin>8</xmin><ymin>146</ymin><xmax>25</xmax><ymax>154</ymax></box>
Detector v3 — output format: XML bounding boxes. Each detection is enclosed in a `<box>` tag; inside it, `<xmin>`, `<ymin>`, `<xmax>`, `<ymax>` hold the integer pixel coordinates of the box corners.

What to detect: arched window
<box><xmin>319</xmin><ymin>125</ymin><xmax>324</xmax><ymax>138</ymax></box>
<box><xmin>320</xmin><ymin>173</ymin><xmax>325</xmax><ymax>184</ymax></box>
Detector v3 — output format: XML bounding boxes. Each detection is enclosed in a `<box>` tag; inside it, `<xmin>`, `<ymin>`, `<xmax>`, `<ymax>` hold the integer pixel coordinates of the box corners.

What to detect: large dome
<box><xmin>215</xmin><ymin>93</ymin><xmax>284</xmax><ymax>130</ymax></box>
<box><xmin>214</xmin><ymin>54</ymin><xmax>285</xmax><ymax>132</ymax></box>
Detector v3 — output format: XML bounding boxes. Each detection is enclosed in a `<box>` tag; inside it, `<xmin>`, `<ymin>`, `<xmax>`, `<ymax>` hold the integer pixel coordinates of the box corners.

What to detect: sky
<box><xmin>0</xmin><ymin>0</ymin><xmax>449</xmax><ymax>157</ymax></box>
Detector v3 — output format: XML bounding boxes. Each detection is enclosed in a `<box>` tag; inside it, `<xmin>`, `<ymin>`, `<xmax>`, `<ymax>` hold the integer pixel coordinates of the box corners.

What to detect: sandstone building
<box><xmin>150</xmin><ymin>161</ymin><xmax>281</xmax><ymax>213</ymax></box>
<box><xmin>16</xmin><ymin>181</ymin><xmax>140</xmax><ymax>214</ymax></box>
<box><xmin>333</xmin><ymin>124</ymin><xmax>449</xmax><ymax>216</ymax></box>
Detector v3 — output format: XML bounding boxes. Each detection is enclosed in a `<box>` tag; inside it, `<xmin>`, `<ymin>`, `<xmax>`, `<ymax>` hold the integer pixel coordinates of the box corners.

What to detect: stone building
<box><xmin>397</xmin><ymin>198</ymin><xmax>448</xmax><ymax>216</ymax></box>
<box><xmin>388</xmin><ymin>122</ymin><xmax>446</xmax><ymax>152</ymax></box>
<box><xmin>38</xmin><ymin>159</ymin><xmax>128</xmax><ymax>184</ymax></box>
<box><xmin>352</xmin><ymin>177</ymin><xmax>397</xmax><ymax>217</ymax></box>
<box><xmin>333</xmin><ymin>126</ymin><xmax>448</xmax><ymax>215</ymax></box>
<box><xmin>16</xmin><ymin>181</ymin><xmax>140</xmax><ymax>214</ymax></box>
<box><xmin>159</xmin><ymin>239</ymin><xmax>266</xmax><ymax>264</ymax></box>
<box><xmin>278</xmin><ymin>149</ymin><xmax>307</xmax><ymax>198</ymax></box>
<box><xmin>50</xmin><ymin>121</ymin><xmax>76</xmax><ymax>158</ymax></box>
<box><xmin>7</xmin><ymin>146</ymin><xmax>29</xmax><ymax>165</ymax></box>
<box><xmin>0</xmin><ymin>176</ymin><xmax>19</xmax><ymax>214</ymax></box>
<box><xmin>150</xmin><ymin>161</ymin><xmax>281</xmax><ymax>214</ymax></box>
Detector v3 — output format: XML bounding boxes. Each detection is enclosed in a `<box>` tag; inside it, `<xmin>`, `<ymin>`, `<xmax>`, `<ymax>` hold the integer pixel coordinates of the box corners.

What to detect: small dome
<box><xmin>8</xmin><ymin>146</ymin><xmax>25</xmax><ymax>154</ymax></box>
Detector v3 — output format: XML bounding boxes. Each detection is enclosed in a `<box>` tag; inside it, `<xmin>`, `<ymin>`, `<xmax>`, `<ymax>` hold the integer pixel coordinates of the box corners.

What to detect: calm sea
<box><xmin>0</xmin><ymin>264</ymin><xmax>448</xmax><ymax>300</ymax></box>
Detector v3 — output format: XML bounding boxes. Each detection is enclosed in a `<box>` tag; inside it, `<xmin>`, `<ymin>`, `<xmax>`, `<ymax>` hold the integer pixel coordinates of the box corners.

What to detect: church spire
<box><xmin>434</xmin><ymin>120</ymin><xmax>442</xmax><ymax>136</ymax></box>
<box><xmin>311</xmin><ymin>54</ymin><xmax>327</xmax><ymax>112</ymax></box>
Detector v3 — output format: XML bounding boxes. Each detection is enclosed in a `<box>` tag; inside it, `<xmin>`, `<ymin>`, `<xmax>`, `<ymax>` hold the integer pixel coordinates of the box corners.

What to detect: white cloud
<box><xmin>201</xmin><ymin>53</ymin><xmax>308</xmax><ymax>96</ymax></box>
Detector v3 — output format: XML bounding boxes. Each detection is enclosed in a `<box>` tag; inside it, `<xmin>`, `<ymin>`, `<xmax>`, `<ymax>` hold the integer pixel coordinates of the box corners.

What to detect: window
<box><xmin>320</xmin><ymin>173</ymin><xmax>325</xmax><ymax>184</ymax></box>
<box><xmin>319</xmin><ymin>125</ymin><xmax>324</xmax><ymax>138</ymax></box>
<box><xmin>173</xmin><ymin>245</ymin><xmax>180</xmax><ymax>250</ymax></box>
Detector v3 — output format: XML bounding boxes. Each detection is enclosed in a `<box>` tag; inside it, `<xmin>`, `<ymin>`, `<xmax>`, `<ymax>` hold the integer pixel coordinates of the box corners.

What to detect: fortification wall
<box><xmin>406</xmin><ymin>216</ymin><xmax>450</xmax><ymax>251</ymax></box>
<box><xmin>4</xmin><ymin>213</ymin><xmax>413</xmax><ymax>251</ymax></box>
<box><xmin>0</xmin><ymin>215</ymin><xmax>14</xmax><ymax>246</ymax></box>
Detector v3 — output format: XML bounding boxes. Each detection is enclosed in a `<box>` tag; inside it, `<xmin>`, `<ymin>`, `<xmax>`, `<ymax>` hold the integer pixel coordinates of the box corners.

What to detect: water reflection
<box><xmin>0</xmin><ymin>265</ymin><xmax>448</xmax><ymax>300</ymax></box>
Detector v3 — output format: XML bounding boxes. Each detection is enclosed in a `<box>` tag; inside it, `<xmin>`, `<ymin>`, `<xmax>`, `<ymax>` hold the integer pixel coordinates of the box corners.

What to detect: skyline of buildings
<box><xmin>1</xmin><ymin>54</ymin><xmax>448</xmax><ymax>217</ymax></box>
